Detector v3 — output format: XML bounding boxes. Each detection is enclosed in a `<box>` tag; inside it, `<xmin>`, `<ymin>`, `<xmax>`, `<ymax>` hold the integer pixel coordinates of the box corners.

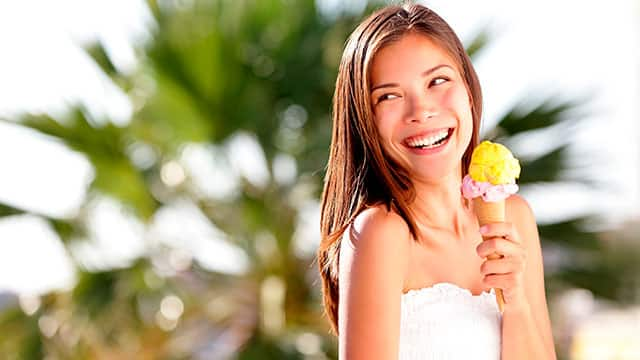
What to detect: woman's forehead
<box><xmin>369</xmin><ymin>34</ymin><xmax>458</xmax><ymax>84</ymax></box>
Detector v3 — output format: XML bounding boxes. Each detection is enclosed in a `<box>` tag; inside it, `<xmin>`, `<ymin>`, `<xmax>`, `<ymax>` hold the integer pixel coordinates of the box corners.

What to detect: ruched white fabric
<box><xmin>399</xmin><ymin>282</ymin><xmax>502</xmax><ymax>360</ymax></box>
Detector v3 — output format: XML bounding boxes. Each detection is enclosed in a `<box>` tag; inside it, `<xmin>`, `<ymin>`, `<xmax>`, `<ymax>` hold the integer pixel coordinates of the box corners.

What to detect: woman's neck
<box><xmin>409</xmin><ymin>171</ymin><xmax>473</xmax><ymax>237</ymax></box>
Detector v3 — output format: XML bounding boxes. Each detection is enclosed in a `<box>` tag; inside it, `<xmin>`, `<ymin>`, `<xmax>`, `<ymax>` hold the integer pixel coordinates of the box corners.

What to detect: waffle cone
<box><xmin>472</xmin><ymin>197</ymin><xmax>506</xmax><ymax>312</ymax></box>
<box><xmin>472</xmin><ymin>198</ymin><xmax>505</xmax><ymax>224</ymax></box>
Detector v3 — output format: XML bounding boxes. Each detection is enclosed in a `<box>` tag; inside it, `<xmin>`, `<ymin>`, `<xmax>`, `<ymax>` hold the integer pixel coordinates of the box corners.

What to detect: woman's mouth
<box><xmin>403</xmin><ymin>127</ymin><xmax>454</xmax><ymax>152</ymax></box>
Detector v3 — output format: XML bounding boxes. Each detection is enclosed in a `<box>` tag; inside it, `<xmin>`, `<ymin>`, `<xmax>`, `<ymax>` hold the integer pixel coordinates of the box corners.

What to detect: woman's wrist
<box><xmin>502</xmin><ymin>298</ymin><xmax>532</xmax><ymax>317</ymax></box>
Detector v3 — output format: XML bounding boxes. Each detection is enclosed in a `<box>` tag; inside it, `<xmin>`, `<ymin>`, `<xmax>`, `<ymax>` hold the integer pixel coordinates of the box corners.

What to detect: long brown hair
<box><xmin>317</xmin><ymin>3</ymin><xmax>483</xmax><ymax>334</ymax></box>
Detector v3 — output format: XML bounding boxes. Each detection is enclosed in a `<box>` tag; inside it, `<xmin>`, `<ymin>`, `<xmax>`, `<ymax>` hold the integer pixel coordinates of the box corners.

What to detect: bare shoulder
<box><xmin>505</xmin><ymin>193</ymin><xmax>538</xmax><ymax>249</ymax></box>
<box><xmin>338</xmin><ymin>205</ymin><xmax>411</xmax><ymax>359</ymax></box>
<box><xmin>349</xmin><ymin>204</ymin><xmax>412</xmax><ymax>251</ymax></box>
<box><xmin>506</xmin><ymin>193</ymin><xmax>534</xmax><ymax>217</ymax></box>
<box><xmin>341</xmin><ymin>204</ymin><xmax>412</xmax><ymax>297</ymax></box>
<box><xmin>505</xmin><ymin>193</ymin><xmax>536</xmax><ymax>231</ymax></box>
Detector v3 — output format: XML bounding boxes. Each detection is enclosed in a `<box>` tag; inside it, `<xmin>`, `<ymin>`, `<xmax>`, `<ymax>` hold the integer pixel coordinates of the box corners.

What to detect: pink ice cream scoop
<box><xmin>461</xmin><ymin>174</ymin><xmax>518</xmax><ymax>202</ymax></box>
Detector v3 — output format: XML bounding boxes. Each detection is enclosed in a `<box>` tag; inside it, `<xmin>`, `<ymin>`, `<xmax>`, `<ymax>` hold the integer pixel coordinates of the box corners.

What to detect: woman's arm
<box><xmin>502</xmin><ymin>194</ymin><xmax>557</xmax><ymax>359</ymax></box>
<box><xmin>338</xmin><ymin>206</ymin><xmax>411</xmax><ymax>360</ymax></box>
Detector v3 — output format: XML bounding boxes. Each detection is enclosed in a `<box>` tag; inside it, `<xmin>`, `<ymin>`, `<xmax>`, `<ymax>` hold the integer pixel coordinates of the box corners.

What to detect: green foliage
<box><xmin>465</xmin><ymin>26</ymin><xmax>492</xmax><ymax>60</ymax></box>
<box><xmin>518</xmin><ymin>145</ymin><xmax>568</xmax><ymax>184</ymax></box>
<box><xmin>0</xmin><ymin>203</ymin><xmax>22</xmax><ymax>217</ymax></box>
<box><xmin>72</xmin><ymin>271</ymin><xmax>118</xmax><ymax>319</ymax></box>
<box><xmin>12</xmin><ymin>110</ymin><xmax>157</xmax><ymax>219</ymax></box>
<box><xmin>237</xmin><ymin>333</ymin><xmax>304</xmax><ymax>360</ymax></box>
<box><xmin>496</xmin><ymin>97</ymin><xmax>584</xmax><ymax>136</ymax></box>
<box><xmin>0</xmin><ymin>308</ymin><xmax>43</xmax><ymax>360</ymax></box>
<box><xmin>539</xmin><ymin>217</ymin><xmax>602</xmax><ymax>250</ymax></box>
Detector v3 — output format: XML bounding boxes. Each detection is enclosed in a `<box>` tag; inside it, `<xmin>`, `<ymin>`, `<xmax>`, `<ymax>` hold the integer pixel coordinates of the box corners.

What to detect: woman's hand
<box><xmin>476</xmin><ymin>222</ymin><xmax>529</xmax><ymax>311</ymax></box>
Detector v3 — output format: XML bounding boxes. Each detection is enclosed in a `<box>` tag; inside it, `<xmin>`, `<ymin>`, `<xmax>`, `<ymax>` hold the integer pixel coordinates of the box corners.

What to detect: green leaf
<box><xmin>16</xmin><ymin>110</ymin><xmax>157</xmax><ymax>219</ymax></box>
<box><xmin>465</xmin><ymin>27</ymin><xmax>491</xmax><ymax>59</ymax></box>
<box><xmin>0</xmin><ymin>202</ymin><xmax>23</xmax><ymax>217</ymax></box>
<box><xmin>496</xmin><ymin>97</ymin><xmax>586</xmax><ymax>136</ymax></box>
<box><xmin>517</xmin><ymin>145</ymin><xmax>568</xmax><ymax>184</ymax></box>
<box><xmin>72</xmin><ymin>270</ymin><xmax>117</xmax><ymax>319</ymax></box>
<box><xmin>539</xmin><ymin>217</ymin><xmax>602</xmax><ymax>250</ymax></box>
<box><xmin>47</xmin><ymin>218</ymin><xmax>78</xmax><ymax>244</ymax></box>
<box><xmin>0</xmin><ymin>308</ymin><xmax>43</xmax><ymax>360</ymax></box>
<box><xmin>85</xmin><ymin>42</ymin><xmax>118</xmax><ymax>77</ymax></box>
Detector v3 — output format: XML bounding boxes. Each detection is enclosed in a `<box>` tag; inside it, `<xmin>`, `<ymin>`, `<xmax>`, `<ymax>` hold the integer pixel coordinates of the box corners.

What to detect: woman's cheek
<box><xmin>374</xmin><ymin>108</ymin><xmax>399</xmax><ymax>134</ymax></box>
<box><xmin>459</xmin><ymin>87</ymin><xmax>474</xmax><ymax>114</ymax></box>
<box><xmin>441</xmin><ymin>85</ymin><xmax>464</xmax><ymax>108</ymax></box>
<box><xmin>372</xmin><ymin>114</ymin><xmax>392</xmax><ymax>144</ymax></box>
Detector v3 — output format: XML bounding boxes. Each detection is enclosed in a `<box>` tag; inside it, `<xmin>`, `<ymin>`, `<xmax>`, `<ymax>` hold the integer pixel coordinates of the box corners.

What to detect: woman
<box><xmin>317</xmin><ymin>3</ymin><xmax>556</xmax><ymax>359</ymax></box>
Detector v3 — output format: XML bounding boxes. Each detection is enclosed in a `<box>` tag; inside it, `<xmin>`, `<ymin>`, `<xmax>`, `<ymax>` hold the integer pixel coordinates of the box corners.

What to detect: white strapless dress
<box><xmin>399</xmin><ymin>282</ymin><xmax>502</xmax><ymax>360</ymax></box>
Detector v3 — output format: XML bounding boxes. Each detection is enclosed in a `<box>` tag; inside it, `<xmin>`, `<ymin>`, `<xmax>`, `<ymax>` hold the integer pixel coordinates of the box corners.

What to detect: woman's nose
<box><xmin>404</xmin><ymin>95</ymin><xmax>438</xmax><ymax>123</ymax></box>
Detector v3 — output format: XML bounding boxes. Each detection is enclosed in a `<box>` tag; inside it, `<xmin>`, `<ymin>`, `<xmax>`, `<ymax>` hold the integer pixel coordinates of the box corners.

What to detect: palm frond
<box><xmin>539</xmin><ymin>216</ymin><xmax>602</xmax><ymax>250</ymax></box>
<box><xmin>517</xmin><ymin>145</ymin><xmax>568</xmax><ymax>184</ymax></box>
<box><xmin>14</xmin><ymin>110</ymin><xmax>157</xmax><ymax>219</ymax></box>
<box><xmin>496</xmin><ymin>96</ymin><xmax>590</xmax><ymax>136</ymax></box>
<box><xmin>0</xmin><ymin>202</ymin><xmax>23</xmax><ymax>217</ymax></box>
<box><xmin>465</xmin><ymin>27</ymin><xmax>491</xmax><ymax>60</ymax></box>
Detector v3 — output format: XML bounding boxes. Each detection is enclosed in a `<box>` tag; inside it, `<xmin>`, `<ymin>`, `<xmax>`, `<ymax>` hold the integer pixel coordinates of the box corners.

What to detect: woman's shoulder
<box><xmin>505</xmin><ymin>193</ymin><xmax>535</xmax><ymax>223</ymax></box>
<box><xmin>339</xmin><ymin>204</ymin><xmax>412</xmax><ymax>277</ymax></box>
<box><xmin>505</xmin><ymin>194</ymin><xmax>538</xmax><ymax>244</ymax></box>
<box><xmin>347</xmin><ymin>204</ymin><xmax>412</xmax><ymax>250</ymax></box>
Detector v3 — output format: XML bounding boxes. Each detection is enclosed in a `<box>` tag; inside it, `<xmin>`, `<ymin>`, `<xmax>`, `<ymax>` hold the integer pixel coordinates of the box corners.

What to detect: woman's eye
<box><xmin>376</xmin><ymin>93</ymin><xmax>399</xmax><ymax>103</ymax></box>
<box><xmin>430</xmin><ymin>76</ymin><xmax>450</xmax><ymax>87</ymax></box>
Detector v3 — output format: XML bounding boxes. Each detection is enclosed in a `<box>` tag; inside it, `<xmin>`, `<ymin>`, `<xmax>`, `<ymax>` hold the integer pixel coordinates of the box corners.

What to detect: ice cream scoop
<box><xmin>468</xmin><ymin>140</ymin><xmax>520</xmax><ymax>185</ymax></box>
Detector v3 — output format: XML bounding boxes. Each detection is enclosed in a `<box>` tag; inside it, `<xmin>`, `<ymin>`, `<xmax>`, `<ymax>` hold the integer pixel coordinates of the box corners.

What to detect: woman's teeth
<box><xmin>406</xmin><ymin>129</ymin><xmax>451</xmax><ymax>148</ymax></box>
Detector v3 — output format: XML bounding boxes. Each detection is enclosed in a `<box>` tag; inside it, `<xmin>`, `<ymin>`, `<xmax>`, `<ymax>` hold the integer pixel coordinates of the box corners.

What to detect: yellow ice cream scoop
<box><xmin>468</xmin><ymin>140</ymin><xmax>521</xmax><ymax>185</ymax></box>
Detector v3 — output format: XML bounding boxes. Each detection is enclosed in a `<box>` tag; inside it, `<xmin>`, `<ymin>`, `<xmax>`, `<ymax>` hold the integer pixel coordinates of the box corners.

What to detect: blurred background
<box><xmin>0</xmin><ymin>0</ymin><xmax>638</xmax><ymax>359</ymax></box>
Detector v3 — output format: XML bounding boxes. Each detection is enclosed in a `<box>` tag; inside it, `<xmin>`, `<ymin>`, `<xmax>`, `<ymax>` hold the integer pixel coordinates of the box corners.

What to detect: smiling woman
<box><xmin>317</xmin><ymin>2</ymin><xmax>555</xmax><ymax>360</ymax></box>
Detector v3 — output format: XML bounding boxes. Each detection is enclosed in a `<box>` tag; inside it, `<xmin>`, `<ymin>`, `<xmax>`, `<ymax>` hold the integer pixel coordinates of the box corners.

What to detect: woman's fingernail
<box><xmin>480</xmin><ymin>225</ymin><xmax>488</xmax><ymax>234</ymax></box>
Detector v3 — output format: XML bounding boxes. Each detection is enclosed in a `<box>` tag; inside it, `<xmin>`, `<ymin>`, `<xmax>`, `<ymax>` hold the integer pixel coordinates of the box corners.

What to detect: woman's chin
<box><xmin>410</xmin><ymin>163</ymin><xmax>461</xmax><ymax>184</ymax></box>
<box><xmin>411</xmin><ymin>171</ymin><xmax>450</xmax><ymax>184</ymax></box>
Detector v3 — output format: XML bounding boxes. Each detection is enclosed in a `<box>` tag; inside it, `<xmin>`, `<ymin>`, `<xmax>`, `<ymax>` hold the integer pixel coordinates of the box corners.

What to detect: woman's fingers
<box><xmin>480</xmin><ymin>257</ymin><xmax>525</xmax><ymax>276</ymax></box>
<box><xmin>476</xmin><ymin>236</ymin><xmax>525</xmax><ymax>259</ymax></box>
<box><xmin>479</xmin><ymin>222</ymin><xmax>520</xmax><ymax>244</ymax></box>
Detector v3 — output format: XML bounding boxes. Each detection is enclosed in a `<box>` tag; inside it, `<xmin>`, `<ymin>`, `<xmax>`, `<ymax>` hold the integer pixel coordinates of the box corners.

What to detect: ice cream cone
<box><xmin>473</xmin><ymin>197</ymin><xmax>504</xmax><ymax>224</ymax></box>
<box><xmin>463</xmin><ymin>140</ymin><xmax>521</xmax><ymax>313</ymax></box>
<box><xmin>473</xmin><ymin>198</ymin><xmax>506</xmax><ymax>312</ymax></box>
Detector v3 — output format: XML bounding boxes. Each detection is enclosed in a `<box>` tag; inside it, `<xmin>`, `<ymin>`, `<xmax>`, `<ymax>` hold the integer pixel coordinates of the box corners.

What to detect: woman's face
<box><xmin>369</xmin><ymin>33</ymin><xmax>473</xmax><ymax>183</ymax></box>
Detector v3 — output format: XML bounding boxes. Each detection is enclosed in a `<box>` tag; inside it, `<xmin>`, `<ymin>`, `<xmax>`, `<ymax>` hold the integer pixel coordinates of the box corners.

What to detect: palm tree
<box><xmin>0</xmin><ymin>1</ymin><xmax>635</xmax><ymax>359</ymax></box>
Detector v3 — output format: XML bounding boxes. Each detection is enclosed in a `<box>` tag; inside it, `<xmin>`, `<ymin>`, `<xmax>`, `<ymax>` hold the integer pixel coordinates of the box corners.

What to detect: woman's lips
<box><xmin>402</xmin><ymin>127</ymin><xmax>454</xmax><ymax>146</ymax></box>
<box><xmin>402</xmin><ymin>127</ymin><xmax>454</xmax><ymax>155</ymax></box>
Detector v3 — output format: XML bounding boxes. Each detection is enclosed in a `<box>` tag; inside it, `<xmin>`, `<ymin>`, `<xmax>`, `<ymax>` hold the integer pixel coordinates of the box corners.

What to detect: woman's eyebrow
<box><xmin>370</xmin><ymin>64</ymin><xmax>453</xmax><ymax>92</ymax></box>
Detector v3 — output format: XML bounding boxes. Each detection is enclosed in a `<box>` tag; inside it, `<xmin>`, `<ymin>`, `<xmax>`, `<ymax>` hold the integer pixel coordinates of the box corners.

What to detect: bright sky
<box><xmin>0</xmin><ymin>0</ymin><xmax>638</xmax><ymax>296</ymax></box>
